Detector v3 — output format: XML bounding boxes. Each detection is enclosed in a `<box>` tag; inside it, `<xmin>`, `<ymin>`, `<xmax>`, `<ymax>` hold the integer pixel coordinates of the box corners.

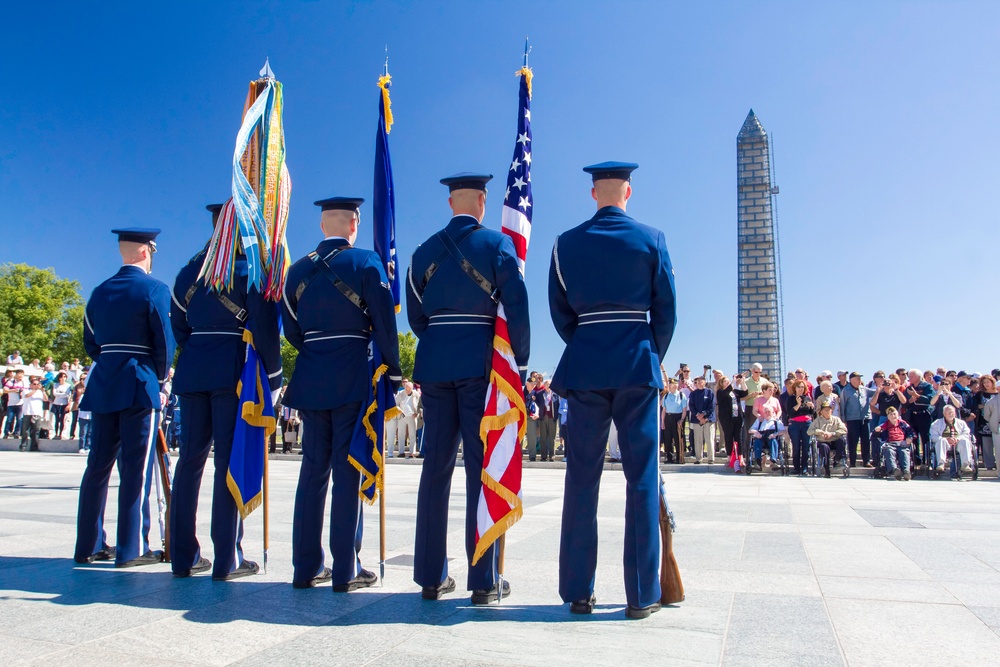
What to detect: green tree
<box><xmin>280</xmin><ymin>336</ymin><xmax>298</xmax><ymax>383</ymax></box>
<box><xmin>0</xmin><ymin>263</ymin><xmax>88</xmax><ymax>363</ymax></box>
<box><xmin>398</xmin><ymin>331</ymin><xmax>416</xmax><ymax>379</ymax></box>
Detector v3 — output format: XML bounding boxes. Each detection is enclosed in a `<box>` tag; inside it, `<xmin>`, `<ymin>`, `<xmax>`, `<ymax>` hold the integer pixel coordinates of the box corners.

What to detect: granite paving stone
<box><xmin>4</xmin><ymin>451</ymin><xmax>1000</xmax><ymax>665</ymax></box>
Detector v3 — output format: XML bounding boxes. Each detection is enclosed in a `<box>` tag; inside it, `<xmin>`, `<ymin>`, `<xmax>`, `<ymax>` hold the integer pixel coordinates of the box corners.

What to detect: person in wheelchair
<box><xmin>748</xmin><ymin>405</ymin><xmax>785</xmax><ymax>470</ymax></box>
<box><xmin>873</xmin><ymin>406</ymin><xmax>915</xmax><ymax>480</ymax></box>
<box><xmin>807</xmin><ymin>399</ymin><xmax>848</xmax><ymax>477</ymax></box>
<box><xmin>930</xmin><ymin>404</ymin><xmax>974</xmax><ymax>474</ymax></box>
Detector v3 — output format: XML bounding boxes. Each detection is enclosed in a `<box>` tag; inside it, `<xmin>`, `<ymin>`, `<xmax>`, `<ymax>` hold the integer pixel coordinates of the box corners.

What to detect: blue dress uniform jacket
<box><xmin>282</xmin><ymin>238</ymin><xmax>402</xmax><ymax>409</ymax></box>
<box><xmin>170</xmin><ymin>251</ymin><xmax>282</xmax><ymax>394</ymax></box>
<box><xmin>75</xmin><ymin>264</ymin><xmax>176</xmax><ymax>565</ymax></box>
<box><xmin>548</xmin><ymin>206</ymin><xmax>676</xmax><ymax>394</ymax></box>
<box><xmin>280</xmin><ymin>237</ymin><xmax>401</xmax><ymax>587</ymax></box>
<box><xmin>405</xmin><ymin>215</ymin><xmax>530</xmax><ymax>382</ymax></box>
<box><xmin>168</xmin><ymin>251</ymin><xmax>282</xmax><ymax>577</ymax></box>
<box><xmin>548</xmin><ymin>205</ymin><xmax>677</xmax><ymax>611</ymax></box>
<box><xmin>80</xmin><ymin>265</ymin><xmax>175</xmax><ymax>413</ymax></box>
<box><xmin>405</xmin><ymin>215</ymin><xmax>530</xmax><ymax>593</ymax></box>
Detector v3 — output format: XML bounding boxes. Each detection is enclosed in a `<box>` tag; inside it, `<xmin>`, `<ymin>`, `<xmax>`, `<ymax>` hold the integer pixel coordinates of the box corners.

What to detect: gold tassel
<box><xmin>378</xmin><ymin>74</ymin><xmax>393</xmax><ymax>133</ymax></box>
<box><xmin>517</xmin><ymin>66</ymin><xmax>533</xmax><ymax>99</ymax></box>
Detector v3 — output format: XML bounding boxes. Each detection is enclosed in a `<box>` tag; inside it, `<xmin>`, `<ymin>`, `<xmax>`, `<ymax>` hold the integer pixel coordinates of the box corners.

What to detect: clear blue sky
<box><xmin>3</xmin><ymin>1</ymin><xmax>998</xmax><ymax>377</ymax></box>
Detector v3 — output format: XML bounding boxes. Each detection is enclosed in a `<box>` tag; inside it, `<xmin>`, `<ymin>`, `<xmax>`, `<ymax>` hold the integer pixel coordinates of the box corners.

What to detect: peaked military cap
<box><xmin>583</xmin><ymin>161</ymin><xmax>639</xmax><ymax>181</ymax></box>
<box><xmin>314</xmin><ymin>197</ymin><xmax>365</xmax><ymax>212</ymax></box>
<box><xmin>111</xmin><ymin>228</ymin><xmax>161</xmax><ymax>245</ymax></box>
<box><xmin>440</xmin><ymin>173</ymin><xmax>493</xmax><ymax>192</ymax></box>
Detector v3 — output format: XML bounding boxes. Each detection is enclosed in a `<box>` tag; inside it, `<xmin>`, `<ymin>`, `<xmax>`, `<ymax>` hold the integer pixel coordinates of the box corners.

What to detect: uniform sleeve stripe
<box><xmin>407</xmin><ymin>262</ymin><xmax>422</xmax><ymax>304</ymax></box>
<box><xmin>268</xmin><ymin>369</ymin><xmax>283</xmax><ymax>379</ymax></box>
<box><xmin>281</xmin><ymin>283</ymin><xmax>298</xmax><ymax>321</ymax></box>
<box><xmin>170</xmin><ymin>290</ymin><xmax>188</xmax><ymax>313</ymax></box>
<box><xmin>553</xmin><ymin>235</ymin><xmax>567</xmax><ymax>292</ymax></box>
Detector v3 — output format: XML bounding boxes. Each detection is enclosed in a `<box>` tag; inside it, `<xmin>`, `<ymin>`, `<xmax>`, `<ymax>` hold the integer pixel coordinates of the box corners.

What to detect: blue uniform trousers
<box><xmin>75</xmin><ymin>407</ymin><xmax>156</xmax><ymax>564</ymax></box>
<box><xmin>559</xmin><ymin>386</ymin><xmax>661</xmax><ymax>608</ymax></box>
<box><xmin>170</xmin><ymin>390</ymin><xmax>244</xmax><ymax>578</ymax></box>
<box><xmin>413</xmin><ymin>377</ymin><xmax>497</xmax><ymax>591</ymax></box>
<box><xmin>292</xmin><ymin>403</ymin><xmax>364</xmax><ymax>587</ymax></box>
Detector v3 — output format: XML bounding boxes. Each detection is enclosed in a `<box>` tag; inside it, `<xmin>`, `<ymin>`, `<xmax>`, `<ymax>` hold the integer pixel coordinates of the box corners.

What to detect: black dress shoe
<box><xmin>333</xmin><ymin>568</ymin><xmax>377</xmax><ymax>592</ymax></box>
<box><xmin>74</xmin><ymin>547</ymin><xmax>115</xmax><ymax>564</ymax></box>
<box><xmin>293</xmin><ymin>567</ymin><xmax>332</xmax><ymax>589</ymax></box>
<box><xmin>471</xmin><ymin>580</ymin><xmax>511</xmax><ymax>605</ymax></box>
<box><xmin>570</xmin><ymin>595</ymin><xmax>596</xmax><ymax>614</ymax></box>
<box><xmin>214</xmin><ymin>559</ymin><xmax>260</xmax><ymax>581</ymax></box>
<box><xmin>422</xmin><ymin>576</ymin><xmax>456</xmax><ymax>600</ymax></box>
<box><xmin>173</xmin><ymin>557</ymin><xmax>212</xmax><ymax>577</ymax></box>
<box><xmin>626</xmin><ymin>602</ymin><xmax>662</xmax><ymax>619</ymax></box>
<box><xmin>116</xmin><ymin>550</ymin><xmax>164</xmax><ymax>568</ymax></box>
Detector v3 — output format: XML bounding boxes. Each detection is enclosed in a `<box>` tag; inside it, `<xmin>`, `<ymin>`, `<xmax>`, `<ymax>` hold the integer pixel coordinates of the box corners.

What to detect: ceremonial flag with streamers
<box><xmin>373</xmin><ymin>70</ymin><xmax>400</xmax><ymax>312</ymax></box>
<box><xmin>199</xmin><ymin>60</ymin><xmax>292</xmax><ymax>302</ymax></box>
<box><xmin>347</xmin><ymin>341</ymin><xmax>401</xmax><ymax>503</ymax></box>
<box><xmin>227</xmin><ymin>330</ymin><xmax>278</xmax><ymax>518</ymax></box>
<box><xmin>472</xmin><ymin>64</ymin><xmax>533</xmax><ymax>566</ymax></box>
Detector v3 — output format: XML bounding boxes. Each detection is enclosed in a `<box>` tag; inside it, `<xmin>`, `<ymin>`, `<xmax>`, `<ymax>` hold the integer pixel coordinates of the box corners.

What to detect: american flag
<box><xmin>472</xmin><ymin>64</ymin><xmax>533</xmax><ymax>566</ymax></box>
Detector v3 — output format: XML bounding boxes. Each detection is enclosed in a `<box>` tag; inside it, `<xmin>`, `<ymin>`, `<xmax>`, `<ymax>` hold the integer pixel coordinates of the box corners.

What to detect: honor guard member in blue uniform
<box><xmin>75</xmin><ymin>228</ymin><xmax>176</xmax><ymax>567</ymax></box>
<box><xmin>405</xmin><ymin>173</ymin><xmax>530</xmax><ymax>604</ymax></box>
<box><xmin>168</xmin><ymin>203</ymin><xmax>282</xmax><ymax>579</ymax></box>
<box><xmin>281</xmin><ymin>197</ymin><xmax>402</xmax><ymax>591</ymax></box>
<box><xmin>549</xmin><ymin>162</ymin><xmax>677</xmax><ymax>619</ymax></box>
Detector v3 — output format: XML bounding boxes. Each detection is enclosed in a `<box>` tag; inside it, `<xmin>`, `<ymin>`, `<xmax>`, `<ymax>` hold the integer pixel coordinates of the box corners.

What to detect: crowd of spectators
<box><xmin>6</xmin><ymin>348</ymin><xmax>999</xmax><ymax>483</ymax></box>
<box><xmin>2</xmin><ymin>351</ymin><xmax>91</xmax><ymax>452</ymax></box>
<box><xmin>659</xmin><ymin>362</ymin><xmax>1000</xmax><ymax>480</ymax></box>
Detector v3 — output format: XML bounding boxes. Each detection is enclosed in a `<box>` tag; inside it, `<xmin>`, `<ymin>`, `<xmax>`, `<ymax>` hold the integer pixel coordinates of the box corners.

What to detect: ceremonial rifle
<box><xmin>263</xmin><ymin>437</ymin><xmax>269</xmax><ymax>574</ymax></box>
<box><xmin>379</xmin><ymin>463</ymin><xmax>386</xmax><ymax>585</ymax></box>
<box><xmin>658</xmin><ymin>475</ymin><xmax>684</xmax><ymax>604</ymax></box>
<box><xmin>155</xmin><ymin>427</ymin><xmax>172</xmax><ymax>562</ymax></box>
<box><xmin>656</xmin><ymin>395</ymin><xmax>683</xmax><ymax>604</ymax></box>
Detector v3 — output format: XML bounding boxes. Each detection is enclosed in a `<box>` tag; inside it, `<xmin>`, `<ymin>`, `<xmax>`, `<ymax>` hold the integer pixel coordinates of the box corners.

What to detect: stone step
<box><xmin>11</xmin><ymin>438</ymin><xmax>995</xmax><ymax>478</ymax></box>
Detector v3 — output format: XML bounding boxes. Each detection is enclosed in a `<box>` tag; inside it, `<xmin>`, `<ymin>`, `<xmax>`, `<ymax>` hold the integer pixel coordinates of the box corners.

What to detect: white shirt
<box><xmin>52</xmin><ymin>382</ymin><xmax>72</xmax><ymax>406</ymax></box>
<box><xmin>395</xmin><ymin>389</ymin><xmax>420</xmax><ymax>418</ymax></box>
<box><xmin>21</xmin><ymin>387</ymin><xmax>46</xmax><ymax>416</ymax></box>
<box><xmin>4</xmin><ymin>378</ymin><xmax>24</xmax><ymax>406</ymax></box>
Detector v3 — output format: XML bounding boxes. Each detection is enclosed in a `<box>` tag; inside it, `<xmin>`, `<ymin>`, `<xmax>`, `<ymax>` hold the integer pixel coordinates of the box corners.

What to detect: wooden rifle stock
<box><xmin>659</xmin><ymin>492</ymin><xmax>684</xmax><ymax>604</ymax></box>
<box><xmin>156</xmin><ymin>427</ymin><xmax>172</xmax><ymax>562</ymax></box>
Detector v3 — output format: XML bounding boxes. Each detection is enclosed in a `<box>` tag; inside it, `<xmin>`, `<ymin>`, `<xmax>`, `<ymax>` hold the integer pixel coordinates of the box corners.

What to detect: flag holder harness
<box><xmin>413</xmin><ymin>228</ymin><xmax>499</xmax><ymax>303</ymax></box>
<box><xmin>184</xmin><ymin>284</ymin><xmax>250</xmax><ymax>323</ymax></box>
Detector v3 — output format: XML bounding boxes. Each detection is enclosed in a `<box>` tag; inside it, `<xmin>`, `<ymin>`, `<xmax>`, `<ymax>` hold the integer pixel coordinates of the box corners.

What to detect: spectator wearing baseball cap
<box><xmin>835</xmin><ymin>371</ymin><xmax>849</xmax><ymax>395</ymax></box>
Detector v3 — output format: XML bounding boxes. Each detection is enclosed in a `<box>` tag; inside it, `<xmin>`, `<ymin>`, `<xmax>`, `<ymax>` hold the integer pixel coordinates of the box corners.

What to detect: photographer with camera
<box><xmin>930</xmin><ymin>378</ymin><xmax>963</xmax><ymax>421</ymax></box>
<box><xmin>871</xmin><ymin>374</ymin><xmax>907</xmax><ymax>428</ymax></box>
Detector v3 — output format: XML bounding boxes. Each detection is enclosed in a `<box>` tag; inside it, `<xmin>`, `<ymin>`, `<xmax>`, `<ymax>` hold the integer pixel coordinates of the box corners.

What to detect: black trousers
<box><xmin>845</xmin><ymin>419</ymin><xmax>871</xmax><ymax>466</ymax></box>
<box><xmin>718</xmin><ymin>417</ymin><xmax>740</xmax><ymax>456</ymax></box>
<box><xmin>663</xmin><ymin>412</ymin><xmax>683</xmax><ymax>462</ymax></box>
<box><xmin>20</xmin><ymin>415</ymin><xmax>40</xmax><ymax>451</ymax></box>
<box><xmin>908</xmin><ymin>411</ymin><xmax>932</xmax><ymax>464</ymax></box>
<box><xmin>741</xmin><ymin>410</ymin><xmax>758</xmax><ymax>451</ymax></box>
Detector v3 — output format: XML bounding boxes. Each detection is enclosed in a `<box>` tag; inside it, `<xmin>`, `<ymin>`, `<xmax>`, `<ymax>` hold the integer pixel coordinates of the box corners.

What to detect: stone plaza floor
<box><xmin>2</xmin><ymin>451</ymin><xmax>1000</xmax><ymax>666</ymax></box>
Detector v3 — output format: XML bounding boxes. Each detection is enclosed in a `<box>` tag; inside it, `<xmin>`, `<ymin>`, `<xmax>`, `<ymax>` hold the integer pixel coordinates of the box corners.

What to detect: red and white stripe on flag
<box><xmin>472</xmin><ymin>65</ymin><xmax>533</xmax><ymax>566</ymax></box>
